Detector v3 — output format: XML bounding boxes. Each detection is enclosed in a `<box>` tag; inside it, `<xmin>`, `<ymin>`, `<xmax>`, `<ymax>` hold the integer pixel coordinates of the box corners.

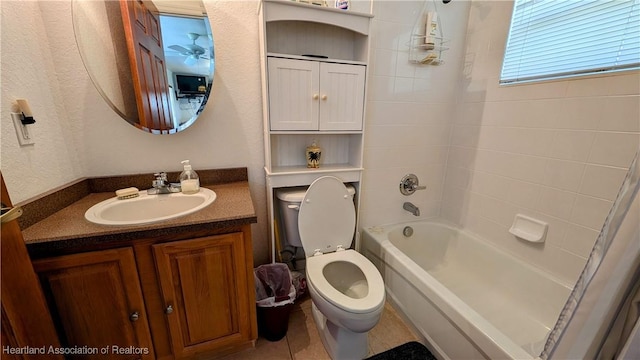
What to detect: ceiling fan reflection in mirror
<box><xmin>168</xmin><ymin>33</ymin><xmax>211</xmax><ymax>65</ymax></box>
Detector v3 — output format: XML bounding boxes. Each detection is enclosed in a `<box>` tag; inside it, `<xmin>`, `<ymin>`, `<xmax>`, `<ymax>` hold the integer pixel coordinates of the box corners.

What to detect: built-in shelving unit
<box><xmin>258</xmin><ymin>0</ymin><xmax>373</xmax><ymax>262</ymax></box>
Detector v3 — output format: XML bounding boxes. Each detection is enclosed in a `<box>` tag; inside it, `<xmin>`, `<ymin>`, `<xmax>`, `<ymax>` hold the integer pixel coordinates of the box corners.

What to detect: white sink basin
<box><xmin>85</xmin><ymin>188</ymin><xmax>217</xmax><ymax>226</ymax></box>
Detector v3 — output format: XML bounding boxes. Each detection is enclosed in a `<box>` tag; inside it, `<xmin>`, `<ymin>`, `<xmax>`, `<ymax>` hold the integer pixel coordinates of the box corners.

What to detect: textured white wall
<box><xmin>441</xmin><ymin>1</ymin><xmax>640</xmax><ymax>284</ymax></box>
<box><xmin>1</xmin><ymin>1</ymin><xmax>85</xmax><ymax>202</ymax></box>
<box><xmin>1</xmin><ymin>0</ymin><xmax>271</xmax><ymax>264</ymax></box>
<box><xmin>360</xmin><ymin>0</ymin><xmax>470</xmax><ymax>228</ymax></box>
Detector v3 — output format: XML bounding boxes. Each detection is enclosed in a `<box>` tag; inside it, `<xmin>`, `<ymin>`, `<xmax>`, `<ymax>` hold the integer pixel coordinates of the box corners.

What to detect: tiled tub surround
<box><xmin>19</xmin><ymin>167</ymin><xmax>256</xmax><ymax>256</ymax></box>
<box><xmin>441</xmin><ymin>1</ymin><xmax>640</xmax><ymax>285</ymax></box>
<box><xmin>360</xmin><ymin>0</ymin><xmax>639</xmax><ymax>289</ymax></box>
<box><xmin>360</xmin><ymin>0</ymin><xmax>472</xmax><ymax>228</ymax></box>
<box><xmin>362</xmin><ymin>220</ymin><xmax>571</xmax><ymax>360</ymax></box>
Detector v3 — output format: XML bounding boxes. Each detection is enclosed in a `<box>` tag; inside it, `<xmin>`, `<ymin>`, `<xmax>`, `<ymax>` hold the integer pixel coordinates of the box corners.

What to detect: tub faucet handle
<box><xmin>400</xmin><ymin>174</ymin><xmax>426</xmax><ymax>196</ymax></box>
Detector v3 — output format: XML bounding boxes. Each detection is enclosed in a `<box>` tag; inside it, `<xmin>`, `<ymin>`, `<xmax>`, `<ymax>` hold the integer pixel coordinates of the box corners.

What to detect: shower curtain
<box><xmin>599</xmin><ymin>277</ymin><xmax>640</xmax><ymax>358</ymax></box>
<box><xmin>542</xmin><ymin>151</ymin><xmax>640</xmax><ymax>360</ymax></box>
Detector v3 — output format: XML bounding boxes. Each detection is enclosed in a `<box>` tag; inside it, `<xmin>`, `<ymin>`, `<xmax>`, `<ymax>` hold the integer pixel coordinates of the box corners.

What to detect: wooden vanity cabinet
<box><xmin>32</xmin><ymin>226</ymin><xmax>257</xmax><ymax>360</ymax></box>
<box><xmin>1</xmin><ymin>173</ymin><xmax>62</xmax><ymax>359</ymax></box>
<box><xmin>33</xmin><ymin>248</ymin><xmax>154</xmax><ymax>359</ymax></box>
<box><xmin>153</xmin><ymin>232</ymin><xmax>253</xmax><ymax>359</ymax></box>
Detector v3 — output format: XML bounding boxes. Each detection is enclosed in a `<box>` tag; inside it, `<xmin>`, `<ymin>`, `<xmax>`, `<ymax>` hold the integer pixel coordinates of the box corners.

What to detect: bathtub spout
<box><xmin>403</xmin><ymin>202</ymin><xmax>420</xmax><ymax>216</ymax></box>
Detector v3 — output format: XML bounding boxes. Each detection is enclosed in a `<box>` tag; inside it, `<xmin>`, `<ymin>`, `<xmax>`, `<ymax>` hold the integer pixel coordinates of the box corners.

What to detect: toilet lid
<box><xmin>298</xmin><ymin>176</ymin><xmax>355</xmax><ymax>257</ymax></box>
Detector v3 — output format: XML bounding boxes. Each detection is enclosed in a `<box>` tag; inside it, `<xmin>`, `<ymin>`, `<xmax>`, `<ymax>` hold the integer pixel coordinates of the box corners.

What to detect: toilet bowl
<box><xmin>297</xmin><ymin>176</ymin><xmax>385</xmax><ymax>359</ymax></box>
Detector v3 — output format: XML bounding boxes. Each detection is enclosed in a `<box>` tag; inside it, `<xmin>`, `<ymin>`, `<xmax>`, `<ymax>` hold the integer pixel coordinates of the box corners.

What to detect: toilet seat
<box><xmin>299</xmin><ymin>176</ymin><xmax>384</xmax><ymax>314</ymax></box>
<box><xmin>306</xmin><ymin>250</ymin><xmax>385</xmax><ymax>314</ymax></box>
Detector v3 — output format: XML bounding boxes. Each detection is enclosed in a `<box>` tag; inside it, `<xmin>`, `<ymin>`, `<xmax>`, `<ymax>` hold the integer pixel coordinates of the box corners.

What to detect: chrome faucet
<box><xmin>403</xmin><ymin>202</ymin><xmax>420</xmax><ymax>216</ymax></box>
<box><xmin>148</xmin><ymin>172</ymin><xmax>180</xmax><ymax>194</ymax></box>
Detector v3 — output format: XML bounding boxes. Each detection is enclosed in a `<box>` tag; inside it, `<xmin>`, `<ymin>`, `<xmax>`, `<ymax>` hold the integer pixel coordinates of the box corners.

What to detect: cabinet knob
<box><xmin>313</xmin><ymin>94</ymin><xmax>319</xmax><ymax>100</ymax></box>
<box><xmin>165</xmin><ymin>305</ymin><xmax>174</xmax><ymax>314</ymax></box>
<box><xmin>321</xmin><ymin>95</ymin><xmax>327</xmax><ymax>100</ymax></box>
<box><xmin>130</xmin><ymin>311</ymin><xmax>139</xmax><ymax>322</ymax></box>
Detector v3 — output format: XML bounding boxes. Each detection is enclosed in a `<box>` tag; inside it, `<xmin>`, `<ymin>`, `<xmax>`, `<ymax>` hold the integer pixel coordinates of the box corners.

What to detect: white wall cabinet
<box><xmin>268</xmin><ymin>57</ymin><xmax>366</xmax><ymax>131</ymax></box>
<box><xmin>259</xmin><ymin>0</ymin><xmax>372</xmax><ymax>262</ymax></box>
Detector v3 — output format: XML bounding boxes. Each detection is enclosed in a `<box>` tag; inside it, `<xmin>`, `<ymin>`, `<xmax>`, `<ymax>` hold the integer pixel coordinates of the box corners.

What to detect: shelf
<box><xmin>262</xmin><ymin>0</ymin><xmax>373</xmax><ymax>35</ymax></box>
<box><xmin>269</xmin><ymin>164</ymin><xmax>363</xmax><ymax>175</ymax></box>
<box><xmin>267</xmin><ymin>53</ymin><xmax>367</xmax><ymax>66</ymax></box>
<box><xmin>408</xmin><ymin>35</ymin><xmax>450</xmax><ymax>52</ymax></box>
<box><xmin>269</xmin><ymin>133</ymin><xmax>362</xmax><ymax>171</ymax></box>
<box><xmin>269</xmin><ymin>129</ymin><xmax>363</xmax><ymax>135</ymax></box>
<box><xmin>265</xmin><ymin>165</ymin><xmax>363</xmax><ymax>188</ymax></box>
<box><xmin>408</xmin><ymin>33</ymin><xmax>449</xmax><ymax>65</ymax></box>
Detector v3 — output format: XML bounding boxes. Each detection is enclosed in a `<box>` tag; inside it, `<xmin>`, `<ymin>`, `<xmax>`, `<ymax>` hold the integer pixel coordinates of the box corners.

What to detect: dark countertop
<box><xmin>23</xmin><ymin>181</ymin><xmax>257</xmax><ymax>258</ymax></box>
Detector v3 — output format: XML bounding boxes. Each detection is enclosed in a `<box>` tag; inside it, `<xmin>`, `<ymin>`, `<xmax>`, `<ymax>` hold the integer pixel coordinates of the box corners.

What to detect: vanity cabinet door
<box><xmin>33</xmin><ymin>248</ymin><xmax>154</xmax><ymax>359</ymax></box>
<box><xmin>153</xmin><ymin>233</ymin><xmax>253</xmax><ymax>359</ymax></box>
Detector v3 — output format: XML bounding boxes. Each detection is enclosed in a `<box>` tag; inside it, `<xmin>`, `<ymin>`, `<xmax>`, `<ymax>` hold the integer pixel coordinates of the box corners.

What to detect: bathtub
<box><xmin>361</xmin><ymin>220</ymin><xmax>572</xmax><ymax>360</ymax></box>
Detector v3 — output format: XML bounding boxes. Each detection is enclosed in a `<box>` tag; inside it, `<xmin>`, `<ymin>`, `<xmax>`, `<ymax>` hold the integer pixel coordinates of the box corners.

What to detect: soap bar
<box><xmin>115</xmin><ymin>187</ymin><xmax>139</xmax><ymax>199</ymax></box>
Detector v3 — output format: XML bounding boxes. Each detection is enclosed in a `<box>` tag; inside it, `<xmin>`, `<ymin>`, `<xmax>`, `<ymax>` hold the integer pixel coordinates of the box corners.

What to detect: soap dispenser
<box><xmin>179</xmin><ymin>160</ymin><xmax>200</xmax><ymax>194</ymax></box>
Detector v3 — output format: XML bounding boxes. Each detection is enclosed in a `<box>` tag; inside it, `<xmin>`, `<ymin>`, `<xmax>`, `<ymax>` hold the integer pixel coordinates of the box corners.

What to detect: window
<box><xmin>500</xmin><ymin>0</ymin><xmax>640</xmax><ymax>84</ymax></box>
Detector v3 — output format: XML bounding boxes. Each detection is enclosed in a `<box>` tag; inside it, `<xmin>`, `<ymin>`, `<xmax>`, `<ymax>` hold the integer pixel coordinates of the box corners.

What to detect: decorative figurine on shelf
<box><xmin>306</xmin><ymin>140</ymin><xmax>322</xmax><ymax>168</ymax></box>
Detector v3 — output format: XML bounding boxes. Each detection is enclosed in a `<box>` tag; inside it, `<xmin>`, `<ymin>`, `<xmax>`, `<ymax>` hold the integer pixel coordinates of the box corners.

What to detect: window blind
<box><xmin>500</xmin><ymin>0</ymin><xmax>640</xmax><ymax>84</ymax></box>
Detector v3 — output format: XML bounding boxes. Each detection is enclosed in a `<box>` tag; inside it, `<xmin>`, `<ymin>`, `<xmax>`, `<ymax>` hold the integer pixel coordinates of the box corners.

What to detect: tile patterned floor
<box><xmin>221</xmin><ymin>295</ymin><xmax>419</xmax><ymax>360</ymax></box>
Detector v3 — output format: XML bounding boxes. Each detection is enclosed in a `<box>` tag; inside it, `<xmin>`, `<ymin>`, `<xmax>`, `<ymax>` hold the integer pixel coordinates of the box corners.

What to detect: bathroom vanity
<box><xmin>20</xmin><ymin>169</ymin><xmax>257</xmax><ymax>360</ymax></box>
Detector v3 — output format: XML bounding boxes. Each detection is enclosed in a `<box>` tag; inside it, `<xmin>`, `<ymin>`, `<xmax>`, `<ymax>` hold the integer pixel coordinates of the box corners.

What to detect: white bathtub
<box><xmin>361</xmin><ymin>220</ymin><xmax>572</xmax><ymax>360</ymax></box>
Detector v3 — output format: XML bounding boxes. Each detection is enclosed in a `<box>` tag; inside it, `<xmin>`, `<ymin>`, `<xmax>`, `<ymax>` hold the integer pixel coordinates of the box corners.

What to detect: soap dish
<box><xmin>509</xmin><ymin>214</ymin><xmax>548</xmax><ymax>243</ymax></box>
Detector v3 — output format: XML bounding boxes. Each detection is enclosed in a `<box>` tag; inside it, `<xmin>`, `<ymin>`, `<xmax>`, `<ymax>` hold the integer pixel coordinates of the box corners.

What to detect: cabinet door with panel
<box><xmin>268</xmin><ymin>57</ymin><xmax>365</xmax><ymax>131</ymax></box>
<box><xmin>153</xmin><ymin>233</ymin><xmax>253</xmax><ymax>359</ymax></box>
<box><xmin>318</xmin><ymin>62</ymin><xmax>365</xmax><ymax>131</ymax></box>
<box><xmin>33</xmin><ymin>248</ymin><xmax>154</xmax><ymax>359</ymax></box>
<box><xmin>268</xmin><ymin>57</ymin><xmax>320</xmax><ymax>131</ymax></box>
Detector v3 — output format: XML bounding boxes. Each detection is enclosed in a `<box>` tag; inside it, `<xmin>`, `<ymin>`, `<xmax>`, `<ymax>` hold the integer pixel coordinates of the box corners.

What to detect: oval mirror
<box><xmin>73</xmin><ymin>0</ymin><xmax>214</xmax><ymax>134</ymax></box>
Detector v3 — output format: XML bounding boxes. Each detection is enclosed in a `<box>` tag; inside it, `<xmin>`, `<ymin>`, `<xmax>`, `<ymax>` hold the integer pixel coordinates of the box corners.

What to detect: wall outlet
<box><xmin>11</xmin><ymin>113</ymin><xmax>35</xmax><ymax>146</ymax></box>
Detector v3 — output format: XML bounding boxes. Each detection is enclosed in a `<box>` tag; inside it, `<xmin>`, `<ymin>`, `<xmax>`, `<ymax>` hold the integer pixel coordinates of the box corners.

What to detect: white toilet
<box><xmin>296</xmin><ymin>176</ymin><xmax>385</xmax><ymax>359</ymax></box>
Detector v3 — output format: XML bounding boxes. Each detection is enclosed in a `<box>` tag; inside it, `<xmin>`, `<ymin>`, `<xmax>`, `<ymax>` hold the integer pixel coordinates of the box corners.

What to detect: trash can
<box><xmin>254</xmin><ymin>263</ymin><xmax>296</xmax><ymax>341</ymax></box>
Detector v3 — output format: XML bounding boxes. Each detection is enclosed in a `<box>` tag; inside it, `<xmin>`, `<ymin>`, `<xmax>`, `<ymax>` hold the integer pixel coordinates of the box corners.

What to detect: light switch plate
<box><xmin>11</xmin><ymin>112</ymin><xmax>35</xmax><ymax>146</ymax></box>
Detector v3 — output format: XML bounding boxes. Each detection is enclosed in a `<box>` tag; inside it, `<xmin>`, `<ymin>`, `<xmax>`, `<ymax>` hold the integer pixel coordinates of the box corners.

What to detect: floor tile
<box><xmin>218</xmin><ymin>337</ymin><xmax>291</xmax><ymax>360</ymax></box>
<box><xmin>228</xmin><ymin>295</ymin><xmax>420</xmax><ymax>360</ymax></box>
<box><xmin>288</xmin><ymin>297</ymin><xmax>331</xmax><ymax>360</ymax></box>
<box><xmin>368</xmin><ymin>302</ymin><xmax>420</xmax><ymax>355</ymax></box>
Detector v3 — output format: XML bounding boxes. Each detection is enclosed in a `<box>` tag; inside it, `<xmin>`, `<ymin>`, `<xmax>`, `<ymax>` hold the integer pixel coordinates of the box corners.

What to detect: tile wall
<box><xmin>361</xmin><ymin>1</ymin><xmax>639</xmax><ymax>285</ymax></box>
<box><xmin>441</xmin><ymin>1</ymin><xmax>640</xmax><ymax>284</ymax></box>
<box><xmin>360</xmin><ymin>0</ymin><xmax>470</xmax><ymax>227</ymax></box>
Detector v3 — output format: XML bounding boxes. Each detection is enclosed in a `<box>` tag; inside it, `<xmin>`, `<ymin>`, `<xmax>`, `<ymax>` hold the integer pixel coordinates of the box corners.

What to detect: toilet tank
<box><xmin>275</xmin><ymin>184</ymin><xmax>356</xmax><ymax>248</ymax></box>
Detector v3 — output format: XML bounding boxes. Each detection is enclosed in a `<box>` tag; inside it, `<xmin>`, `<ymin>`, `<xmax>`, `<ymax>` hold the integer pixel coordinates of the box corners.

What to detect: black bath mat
<box><xmin>365</xmin><ymin>341</ymin><xmax>437</xmax><ymax>360</ymax></box>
